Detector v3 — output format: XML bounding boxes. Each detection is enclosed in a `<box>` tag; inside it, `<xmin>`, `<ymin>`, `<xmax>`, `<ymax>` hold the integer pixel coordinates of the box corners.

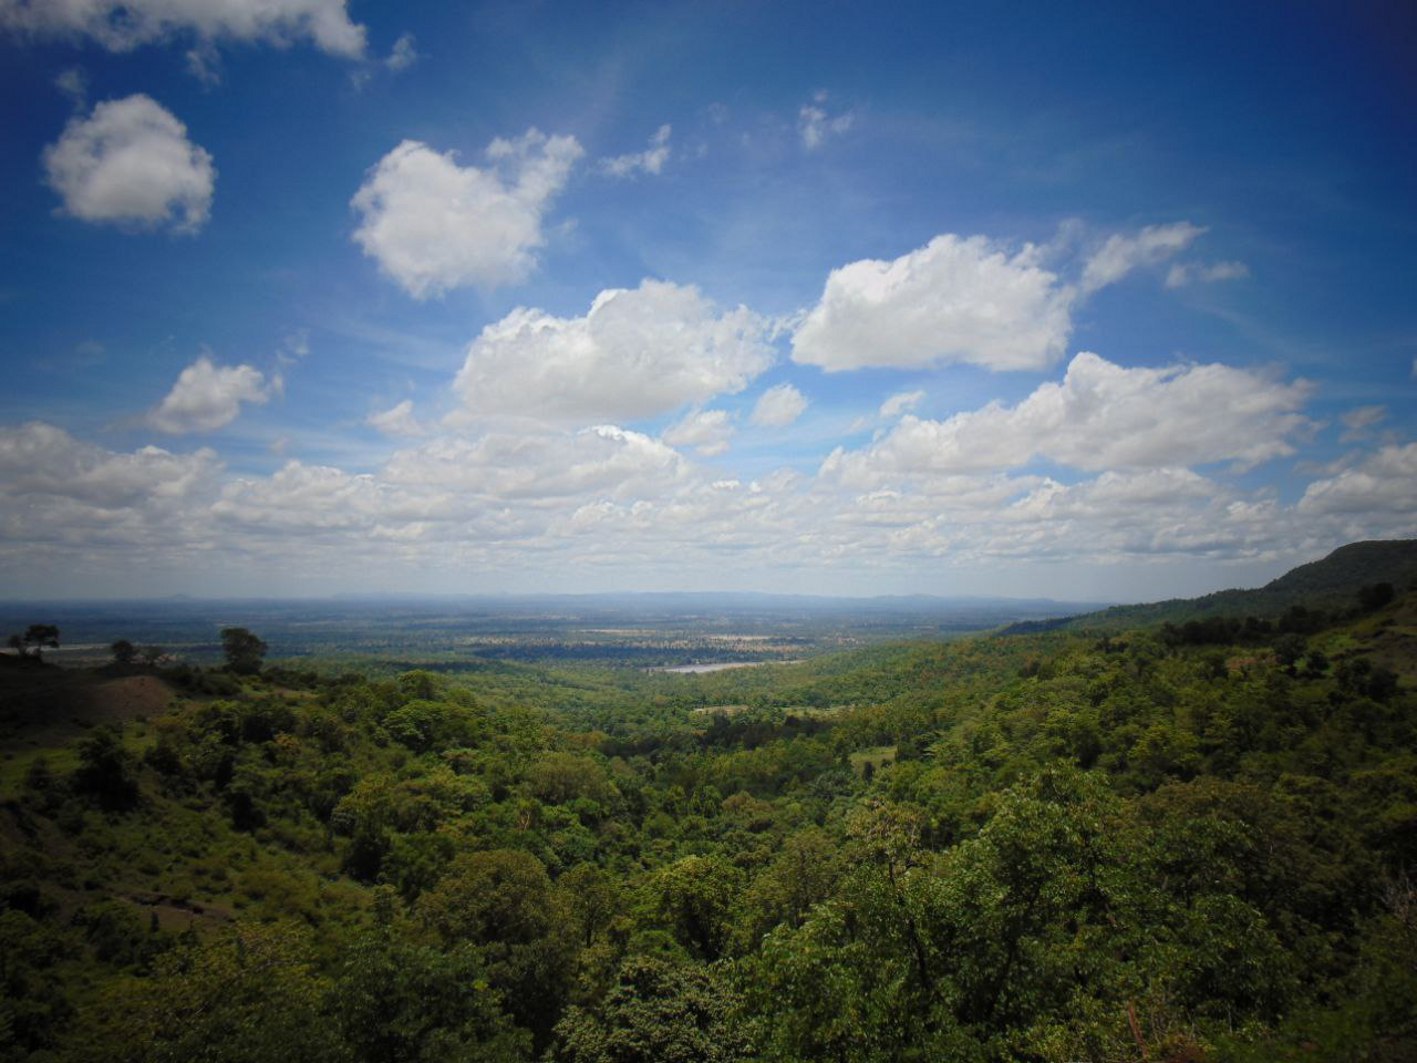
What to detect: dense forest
<box><xmin>2</xmin><ymin>567</ymin><xmax>1415</xmax><ymax>1061</ymax></box>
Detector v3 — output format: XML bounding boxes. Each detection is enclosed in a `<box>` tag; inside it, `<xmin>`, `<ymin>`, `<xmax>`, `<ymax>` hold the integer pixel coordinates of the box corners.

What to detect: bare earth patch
<box><xmin>79</xmin><ymin>675</ymin><xmax>176</xmax><ymax>723</ymax></box>
<box><xmin>0</xmin><ymin>664</ymin><xmax>178</xmax><ymax>752</ymax></box>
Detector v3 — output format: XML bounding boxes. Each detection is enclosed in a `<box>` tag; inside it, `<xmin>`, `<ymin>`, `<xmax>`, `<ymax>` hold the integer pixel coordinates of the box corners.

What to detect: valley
<box><xmin>1</xmin><ymin>542</ymin><xmax>1414</xmax><ymax>1061</ymax></box>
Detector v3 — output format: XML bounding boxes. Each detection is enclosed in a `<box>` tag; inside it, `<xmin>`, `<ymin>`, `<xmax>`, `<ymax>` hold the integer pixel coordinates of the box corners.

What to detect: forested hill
<box><xmin>1</xmin><ymin>577</ymin><xmax>1415</xmax><ymax>1061</ymax></box>
<box><xmin>1007</xmin><ymin>538</ymin><xmax>1417</xmax><ymax>634</ymax></box>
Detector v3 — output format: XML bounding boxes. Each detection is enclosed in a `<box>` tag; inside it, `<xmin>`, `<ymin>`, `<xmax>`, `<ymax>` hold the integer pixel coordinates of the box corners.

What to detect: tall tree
<box><xmin>7</xmin><ymin>624</ymin><xmax>59</xmax><ymax>661</ymax></box>
<box><xmin>220</xmin><ymin>627</ymin><xmax>267</xmax><ymax>675</ymax></box>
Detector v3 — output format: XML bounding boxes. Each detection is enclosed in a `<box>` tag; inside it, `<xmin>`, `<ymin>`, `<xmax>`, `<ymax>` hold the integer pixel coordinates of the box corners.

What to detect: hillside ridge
<box><xmin>1002</xmin><ymin>538</ymin><xmax>1417</xmax><ymax>634</ymax></box>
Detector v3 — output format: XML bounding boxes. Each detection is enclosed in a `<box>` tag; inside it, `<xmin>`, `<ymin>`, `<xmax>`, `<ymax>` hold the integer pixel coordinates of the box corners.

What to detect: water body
<box><xmin>656</xmin><ymin>661</ymin><xmax>766</xmax><ymax>674</ymax></box>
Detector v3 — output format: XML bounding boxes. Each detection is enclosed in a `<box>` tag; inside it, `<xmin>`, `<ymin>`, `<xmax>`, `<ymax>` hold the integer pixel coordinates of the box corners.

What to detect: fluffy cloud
<box><xmin>211</xmin><ymin>426</ymin><xmax>694</xmax><ymax>556</ymax></box>
<box><xmin>1298</xmin><ymin>443</ymin><xmax>1417</xmax><ymax>520</ymax></box>
<box><xmin>821</xmin><ymin>352</ymin><xmax>1313</xmax><ymax>485</ymax></box>
<box><xmin>351</xmin><ymin>130</ymin><xmax>582</xmax><ymax>298</ymax></box>
<box><xmin>554</xmin><ymin>478</ymin><xmax>794</xmax><ymax>559</ymax></box>
<box><xmin>149</xmin><ymin>355</ymin><xmax>271</xmax><ymax>434</ymax></box>
<box><xmin>791</xmin><ymin>221</ymin><xmax>1215</xmax><ymax>373</ymax></box>
<box><xmin>0</xmin><ymin>421</ymin><xmax>218</xmax><ymax>509</ymax></box>
<box><xmin>97</xmin><ymin>421</ymin><xmax>727</xmax><ymax>574</ymax></box>
<box><xmin>385</xmin><ymin>425</ymin><xmax>687</xmax><ymax>504</ymax></box>
<box><xmin>452</xmin><ymin>280</ymin><xmax>774</xmax><ymax>423</ymax></box>
<box><xmin>43</xmin><ymin>95</ymin><xmax>215</xmax><ymax>233</ymax></box>
<box><xmin>599</xmin><ymin>124</ymin><xmax>671</xmax><ymax>178</ymax></box>
<box><xmin>750</xmin><ymin>384</ymin><xmax>807</xmax><ymax>428</ymax></box>
<box><xmin>213</xmin><ymin>461</ymin><xmax>431</xmax><ymax>532</ymax></box>
<box><xmin>664</xmin><ymin>409</ymin><xmax>734</xmax><ymax>456</ymax></box>
<box><xmin>791</xmin><ymin>234</ymin><xmax>1073</xmax><ymax>372</ymax></box>
<box><xmin>980</xmin><ymin>468</ymin><xmax>1291</xmax><ymax>561</ymax></box>
<box><xmin>1081</xmin><ymin>222</ymin><xmax>1204</xmax><ymax>293</ymax></box>
<box><xmin>0</xmin><ymin>423</ymin><xmax>221</xmax><ymax>579</ymax></box>
<box><xmin>1</xmin><ymin>406</ymin><xmax>1407</xmax><ymax>596</ymax></box>
<box><xmin>794</xmin><ymin>458</ymin><xmax>1318</xmax><ymax>578</ymax></box>
<box><xmin>0</xmin><ymin>0</ymin><xmax>366</xmax><ymax>57</ymax></box>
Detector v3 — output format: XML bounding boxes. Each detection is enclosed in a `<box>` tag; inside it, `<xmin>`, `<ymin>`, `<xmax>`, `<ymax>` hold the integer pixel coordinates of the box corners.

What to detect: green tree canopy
<box><xmin>553</xmin><ymin>956</ymin><xmax>751</xmax><ymax>1063</ymax></box>
<box><xmin>333</xmin><ymin>928</ymin><xmax>529</xmax><ymax>1063</ymax></box>
<box><xmin>220</xmin><ymin>627</ymin><xmax>267</xmax><ymax>675</ymax></box>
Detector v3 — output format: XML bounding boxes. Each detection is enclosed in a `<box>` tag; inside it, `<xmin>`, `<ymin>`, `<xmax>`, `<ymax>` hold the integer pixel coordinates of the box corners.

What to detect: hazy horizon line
<box><xmin>0</xmin><ymin>589</ymin><xmax>1119</xmax><ymax>607</ymax></box>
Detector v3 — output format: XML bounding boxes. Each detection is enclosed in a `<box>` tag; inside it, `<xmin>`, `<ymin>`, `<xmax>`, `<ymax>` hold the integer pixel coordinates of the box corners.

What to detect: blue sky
<box><xmin>0</xmin><ymin>0</ymin><xmax>1413</xmax><ymax>601</ymax></box>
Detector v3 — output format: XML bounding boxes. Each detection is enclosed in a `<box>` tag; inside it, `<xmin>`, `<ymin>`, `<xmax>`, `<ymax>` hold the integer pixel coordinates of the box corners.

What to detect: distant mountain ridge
<box><xmin>1025</xmin><ymin>539</ymin><xmax>1417</xmax><ymax>634</ymax></box>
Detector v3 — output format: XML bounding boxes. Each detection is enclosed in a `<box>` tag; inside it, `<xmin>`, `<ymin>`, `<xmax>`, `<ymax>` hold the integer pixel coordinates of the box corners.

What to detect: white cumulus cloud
<box><xmin>792</xmin><ymin>221</ymin><xmax>1220</xmax><ymax>373</ymax></box>
<box><xmin>0</xmin><ymin>421</ymin><xmax>218</xmax><ymax>509</ymax></box>
<box><xmin>750</xmin><ymin>384</ymin><xmax>807</xmax><ymax>428</ymax></box>
<box><xmin>0</xmin><ymin>423</ymin><xmax>221</xmax><ymax>578</ymax></box>
<box><xmin>43</xmin><ymin>94</ymin><xmax>214</xmax><ymax>233</ymax></box>
<box><xmin>148</xmin><ymin>355</ymin><xmax>271</xmax><ymax>434</ymax></box>
<box><xmin>821</xmin><ymin>352</ymin><xmax>1313</xmax><ymax>486</ymax></box>
<box><xmin>599</xmin><ymin>124</ymin><xmax>671</xmax><ymax>178</ymax></box>
<box><xmin>1298</xmin><ymin>443</ymin><xmax>1417</xmax><ymax>520</ymax></box>
<box><xmin>452</xmin><ymin>280</ymin><xmax>774</xmax><ymax>423</ymax></box>
<box><xmin>351</xmin><ymin>129</ymin><xmax>583</xmax><ymax>298</ymax></box>
<box><xmin>385</xmin><ymin>425</ymin><xmax>687</xmax><ymax>504</ymax></box>
<box><xmin>213</xmin><ymin>461</ymin><xmax>425</xmax><ymax>532</ymax></box>
<box><xmin>792</xmin><ymin>234</ymin><xmax>1073</xmax><ymax>372</ymax></box>
<box><xmin>0</xmin><ymin>0</ymin><xmax>366</xmax><ymax>57</ymax></box>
